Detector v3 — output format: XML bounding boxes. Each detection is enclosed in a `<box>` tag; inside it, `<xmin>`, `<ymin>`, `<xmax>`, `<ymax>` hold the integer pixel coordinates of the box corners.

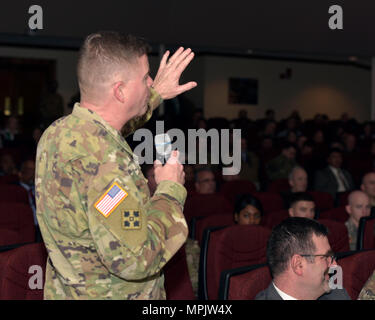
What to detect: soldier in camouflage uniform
<box><xmin>358</xmin><ymin>270</ymin><xmax>375</xmax><ymax>300</ymax></box>
<box><xmin>344</xmin><ymin>190</ymin><xmax>371</xmax><ymax>251</ymax></box>
<box><xmin>35</xmin><ymin>31</ymin><xmax>197</xmax><ymax>299</ymax></box>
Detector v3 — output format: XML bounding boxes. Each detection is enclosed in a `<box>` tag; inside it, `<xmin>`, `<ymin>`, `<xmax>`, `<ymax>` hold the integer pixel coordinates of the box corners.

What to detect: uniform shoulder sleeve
<box><xmin>78</xmin><ymin>157</ymin><xmax>188</xmax><ymax>281</ymax></box>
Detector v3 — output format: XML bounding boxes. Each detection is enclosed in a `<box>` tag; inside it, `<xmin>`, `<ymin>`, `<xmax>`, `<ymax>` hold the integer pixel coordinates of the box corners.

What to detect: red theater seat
<box><xmin>0</xmin><ymin>243</ymin><xmax>47</xmax><ymax>300</ymax></box>
<box><xmin>164</xmin><ymin>245</ymin><xmax>196</xmax><ymax>300</ymax></box>
<box><xmin>183</xmin><ymin>193</ymin><xmax>233</xmax><ymax>224</ymax></box>
<box><xmin>338</xmin><ymin>250</ymin><xmax>375</xmax><ymax>300</ymax></box>
<box><xmin>319</xmin><ymin>206</ymin><xmax>349</xmax><ymax>223</ymax></box>
<box><xmin>252</xmin><ymin>192</ymin><xmax>284</xmax><ymax>214</ymax></box>
<box><xmin>226</xmin><ymin>264</ymin><xmax>271</xmax><ymax>300</ymax></box>
<box><xmin>267</xmin><ymin>179</ymin><xmax>290</xmax><ymax>193</ymax></box>
<box><xmin>263</xmin><ymin>210</ymin><xmax>289</xmax><ymax>229</ymax></box>
<box><xmin>219</xmin><ymin>180</ymin><xmax>257</xmax><ymax>204</ymax></box>
<box><xmin>318</xmin><ymin>219</ymin><xmax>350</xmax><ymax>252</ymax></box>
<box><xmin>309</xmin><ymin>191</ymin><xmax>334</xmax><ymax>212</ymax></box>
<box><xmin>194</xmin><ymin>214</ymin><xmax>235</xmax><ymax>245</ymax></box>
<box><xmin>200</xmin><ymin>225</ymin><xmax>270</xmax><ymax>300</ymax></box>
<box><xmin>357</xmin><ymin>216</ymin><xmax>375</xmax><ymax>250</ymax></box>
<box><xmin>0</xmin><ymin>203</ymin><xmax>35</xmax><ymax>246</ymax></box>
<box><xmin>0</xmin><ymin>185</ymin><xmax>29</xmax><ymax>205</ymax></box>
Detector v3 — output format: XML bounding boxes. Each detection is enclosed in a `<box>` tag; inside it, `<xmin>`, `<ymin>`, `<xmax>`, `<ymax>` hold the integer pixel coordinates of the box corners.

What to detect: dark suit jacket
<box><xmin>314</xmin><ymin>166</ymin><xmax>354</xmax><ymax>199</ymax></box>
<box><xmin>255</xmin><ymin>283</ymin><xmax>351</xmax><ymax>300</ymax></box>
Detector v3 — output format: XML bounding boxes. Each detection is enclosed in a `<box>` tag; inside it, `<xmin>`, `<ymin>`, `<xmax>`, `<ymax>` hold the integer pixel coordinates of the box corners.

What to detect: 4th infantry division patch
<box><xmin>123</xmin><ymin>210</ymin><xmax>141</xmax><ymax>230</ymax></box>
<box><xmin>95</xmin><ymin>182</ymin><xmax>128</xmax><ymax>218</ymax></box>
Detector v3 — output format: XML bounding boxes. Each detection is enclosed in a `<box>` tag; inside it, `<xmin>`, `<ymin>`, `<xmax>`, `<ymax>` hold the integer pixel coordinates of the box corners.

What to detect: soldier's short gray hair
<box><xmin>77</xmin><ymin>31</ymin><xmax>150</xmax><ymax>100</ymax></box>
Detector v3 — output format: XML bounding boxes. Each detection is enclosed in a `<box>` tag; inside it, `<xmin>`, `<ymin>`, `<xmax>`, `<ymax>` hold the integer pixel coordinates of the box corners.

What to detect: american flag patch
<box><xmin>94</xmin><ymin>182</ymin><xmax>128</xmax><ymax>218</ymax></box>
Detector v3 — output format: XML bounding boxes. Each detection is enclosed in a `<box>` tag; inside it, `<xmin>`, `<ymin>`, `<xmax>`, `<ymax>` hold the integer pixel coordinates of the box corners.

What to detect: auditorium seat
<box><xmin>183</xmin><ymin>193</ymin><xmax>233</xmax><ymax>224</ymax></box>
<box><xmin>263</xmin><ymin>210</ymin><xmax>289</xmax><ymax>229</ymax></box>
<box><xmin>267</xmin><ymin>179</ymin><xmax>290</xmax><ymax>193</ymax></box>
<box><xmin>194</xmin><ymin>213</ymin><xmax>235</xmax><ymax>245</ymax></box>
<box><xmin>0</xmin><ymin>203</ymin><xmax>35</xmax><ymax>246</ymax></box>
<box><xmin>319</xmin><ymin>206</ymin><xmax>349</xmax><ymax>223</ymax></box>
<box><xmin>318</xmin><ymin>219</ymin><xmax>350</xmax><ymax>252</ymax></box>
<box><xmin>0</xmin><ymin>243</ymin><xmax>47</xmax><ymax>300</ymax></box>
<box><xmin>0</xmin><ymin>175</ymin><xmax>19</xmax><ymax>185</ymax></box>
<box><xmin>0</xmin><ymin>185</ymin><xmax>29</xmax><ymax>205</ymax></box>
<box><xmin>219</xmin><ymin>180</ymin><xmax>257</xmax><ymax>205</ymax></box>
<box><xmin>252</xmin><ymin>192</ymin><xmax>284</xmax><ymax>214</ymax></box>
<box><xmin>164</xmin><ymin>245</ymin><xmax>196</xmax><ymax>300</ymax></box>
<box><xmin>338</xmin><ymin>249</ymin><xmax>375</xmax><ymax>300</ymax></box>
<box><xmin>199</xmin><ymin>224</ymin><xmax>270</xmax><ymax>300</ymax></box>
<box><xmin>356</xmin><ymin>216</ymin><xmax>375</xmax><ymax>250</ymax></box>
<box><xmin>336</xmin><ymin>191</ymin><xmax>350</xmax><ymax>207</ymax></box>
<box><xmin>309</xmin><ymin>191</ymin><xmax>334</xmax><ymax>212</ymax></box>
<box><xmin>219</xmin><ymin>264</ymin><xmax>271</xmax><ymax>300</ymax></box>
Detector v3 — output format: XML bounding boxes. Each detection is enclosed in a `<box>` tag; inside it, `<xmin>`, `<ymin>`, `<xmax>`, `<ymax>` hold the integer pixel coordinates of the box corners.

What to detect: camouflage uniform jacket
<box><xmin>358</xmin><ymin>270</ymin><xmax>375</xmax><ymax>300</ymax></box>
<box><xmin>345</xmin><ymin>218</ymin><xmax>357</xmax><ymax>251</ymax></box>
<box><xmin>35</xmin><ymin>89</ymin><xmax>188</xmax><ymax>299</ymax></box>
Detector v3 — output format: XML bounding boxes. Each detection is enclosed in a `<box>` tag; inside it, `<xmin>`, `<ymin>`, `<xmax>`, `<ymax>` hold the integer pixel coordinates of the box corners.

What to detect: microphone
<box><xmin>154</xmin><ymin>133</ymin><xmax>172</xmax><ymax>164</ymax></box>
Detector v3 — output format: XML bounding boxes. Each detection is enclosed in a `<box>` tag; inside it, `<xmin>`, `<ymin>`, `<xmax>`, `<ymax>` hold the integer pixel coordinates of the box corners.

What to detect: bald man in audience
<box><xmin>345</xmin><ymin>190</ymin><xmax>371</xmax><ymax>250</ymax></box>
<box><xmin>361</xmin><ymin>172</ymin><xmax>375</xmax><ymax>207</ymax></box>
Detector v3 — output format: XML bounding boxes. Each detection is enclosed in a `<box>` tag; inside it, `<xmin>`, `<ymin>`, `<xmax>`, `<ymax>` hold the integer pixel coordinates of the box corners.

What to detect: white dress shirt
<box><xmin>273</xmin><ymin>282</ymin><xmax>298</xmax><ymax>300</ymax></box>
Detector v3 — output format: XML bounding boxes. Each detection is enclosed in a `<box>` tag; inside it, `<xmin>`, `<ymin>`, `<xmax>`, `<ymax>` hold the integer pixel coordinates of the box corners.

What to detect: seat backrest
<box><xmin>227</xmin><ymin>264</ymin><xmax>271</xmax><ymax>300</ymax></box>
<box><xmin>357</xmin><ymin>216</ymin><xmax>375</xmax><ymax>250</ymax></box>
<box><xmin>195</xmin><ymin>214</ymin><xmax>235</xmax><ymax>245</ymax></box>
<box><xmin>263</xmin><ymin>210</ymin><xmax>289</xmax><ymax>229</ymax></box>
<box><xmin>0</xmin><ymin>185</ymin><xmax>29</xmax><ymax>204</ymax></box>
<box><xmin>0</xmin><ymin>203</ymin><xmax>35</xmax><ymax>246</ymax></box>
<box><xmin>202</xmin><ymin>225</ymin><xmax>270</xmax><ymax>300</ymax></box>
<box><xmin>0</xmin><ymin>243</ymin><xmax>47</xmax><ymax>300</ymax></box>
<box><xmin>252</xmin><ymin>192</ymin><xmax>284</xmax><ymax>214</ymax></box>
<box><xmin>309</xmin><ymin>191</ymin><xmax>334</xmax><ymax>212</ymax></box>
<box><xmin>338</xmin><ymin>249</ymin><xmax>375</xmax><ymax>300</ymax></box>
<box><xmin>318</xmin><ymin>219</ymin><xmax>350</xmax><ymax>252</ymax></box>
<box><xmin>0</xmin><ymin>175</ymin><xmax>19</xmax><ymax>185</ymax></box>
<box><xmin>183</xmin><ymin>193</ymin><xmax>233</xmax><ymax>224</ymax></box>
<box><xmin>219</xmin><ymin>180</ymin><xmax>257</xmax><ymax>204</ymax></box>
<box><xmin>267</xmin><ymin>179</ymin><xmax>290</xmax><ymax>193</ymax></box>
<box><xmin>319</xmin><ymin>206</ymin><xmax>349</xmax><ymax>223</ymax></box>
<box><xmin>164</xmin><ymin>245</ymin><xmax>196</xmax><ymax>300</ymax></box>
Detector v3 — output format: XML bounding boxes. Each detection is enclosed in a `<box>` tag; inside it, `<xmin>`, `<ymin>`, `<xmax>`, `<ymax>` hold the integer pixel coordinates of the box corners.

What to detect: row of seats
<box><xmin>223</xmin><ymin>249</ymin><xmax>375</xmax><ymax>300</ymax></box>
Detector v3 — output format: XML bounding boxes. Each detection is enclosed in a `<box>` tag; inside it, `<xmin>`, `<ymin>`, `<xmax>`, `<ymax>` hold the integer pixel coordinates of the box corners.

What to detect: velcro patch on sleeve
<box><xmin>94</xmin><ymin>182</ymin><xmax>128</xmax><ymax>218</ymax></box>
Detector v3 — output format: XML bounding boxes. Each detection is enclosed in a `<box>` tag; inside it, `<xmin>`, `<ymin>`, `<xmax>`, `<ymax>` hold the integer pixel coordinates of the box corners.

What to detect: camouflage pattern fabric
<box><xmin>358</xmin><ymin>270</ymin><xmax>375</xmax><ymax>300</ymax></box>
<box><xmin>345</xmin><ymin>219</ymin><xmax>358</xmax><ymax>251</ymax></box>
<box><xmin>185</xmin><ymin>238</ymin><xmax>200</xmax><ymax>297</ymax></box>
<box><xmin>35</xmin><ymin>88</ymin><xmax>188</xmax><ymax>299</ymax></box>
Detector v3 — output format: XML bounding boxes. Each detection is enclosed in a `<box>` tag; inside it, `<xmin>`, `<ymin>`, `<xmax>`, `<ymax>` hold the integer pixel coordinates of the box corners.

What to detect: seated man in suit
<box><xmin>256</xmin><ymin>217</ymin><xmax>351</xmax><ymax>300</ymax></box>
<box><xmin>345</xmin><ymin>190</ymin><xmax>371</xmax><ymax>250</ymax></box>
<box><xmin>314</xmin><ymin>148</ymin><xmax>355</xmax><ymax>200</ymax></box>
<box><xmin>288</xmin><ymin>192</ymin><xmax>316</xmax><ymax>220</ymax></box>
<box><xmin>281</xmin><ymin>166</ymin><xmax>308</xmax><ymax>208</ymax></box>
<box><xmin>194</xmin><ymin>167</ymin><xmax>216</xmax><ymax>195</ymax></box>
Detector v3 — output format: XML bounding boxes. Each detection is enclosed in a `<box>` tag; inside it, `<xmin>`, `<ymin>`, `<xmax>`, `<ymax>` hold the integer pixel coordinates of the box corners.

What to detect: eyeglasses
<box><xmin>299</xmin><ymin>254</ymin><xmax>337</xmax><ymax>264</ymax></box>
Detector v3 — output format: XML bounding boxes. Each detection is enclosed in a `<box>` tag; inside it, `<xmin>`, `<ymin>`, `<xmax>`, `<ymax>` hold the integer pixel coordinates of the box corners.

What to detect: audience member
<box><xmin>314</xmin><ymin>148</ymin><xmax>355</xmax><ymax>199</ymax></box>
<box><xmin>266</xmin><ymin>142</ymin><xmax>297</xmax><ymax>181</ymax></box>
<box><xmin>280</xmin><ymin>166</ymin><xmax>308</xmax><ymax>208</ymax></box>
<box><xmin>361</xmin><ymin>172</ymin><xmax>375</xmax><ymax>207</ymax></box>
<box><xmin>345</xmin><ymin>190</ymin><xmax>371</xmax><ymax>251</ymax></box>
<box><xmin>0</xmin><ymin>153</ymin><xmax>17</xmax><ymax>176</ymax></box>
<box><xmin>238</xmin><ymin>137</ymin><xmax>259</xmax><ymax>185</ymax></box>
<box><xmin>194</xmin><ymin>167</ymin><xmax>216</xmax><ymax>194</ymax></box>
<box><xmin>141</xmin><ymin>164</ymin><xmax>157</xmax><ymax>196</ymax></box>
<box><xmin>256</xmin><ymin>217</ymin><xmax>350</xmax><ymax>300</ymax></box>
<box><xmin>288</xmin><ymin>192</ymin><xmax>316</xmax><ymax>219</ymax></box>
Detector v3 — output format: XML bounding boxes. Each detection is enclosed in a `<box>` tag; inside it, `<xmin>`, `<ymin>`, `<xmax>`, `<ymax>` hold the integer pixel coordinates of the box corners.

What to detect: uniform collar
<box><xmin>71</xmin><ymin>103</ymin><xmax>135</xmax><ymax>159</ymax></box>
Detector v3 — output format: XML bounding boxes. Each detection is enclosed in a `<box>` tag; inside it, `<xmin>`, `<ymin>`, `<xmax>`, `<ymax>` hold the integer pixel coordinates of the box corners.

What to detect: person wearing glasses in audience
<box><xmin>194</xmin><ymin>167</ymin><xmax>217</xmax><ymax>194</ymax></box>
<box><xmin>185</xmin><ymin>193</ymin><xmax>263</xmax><ymax>297</ymax></box>
<box><xmin>256</xmin><ymin>217</ymin><xmax>350</xmax><ymax>300</ymax></box>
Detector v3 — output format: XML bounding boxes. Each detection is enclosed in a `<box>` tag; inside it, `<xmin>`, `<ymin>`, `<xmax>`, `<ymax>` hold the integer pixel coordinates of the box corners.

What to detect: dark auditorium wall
<box><xmin>203</xmin><ymin>56</ymin><xmax>371</xmax><ymax>121</ymax></box>
<box><xmin>0</xmin><ymin>46</ymin><xmax>371</xmax><ymax>122</ymax></box>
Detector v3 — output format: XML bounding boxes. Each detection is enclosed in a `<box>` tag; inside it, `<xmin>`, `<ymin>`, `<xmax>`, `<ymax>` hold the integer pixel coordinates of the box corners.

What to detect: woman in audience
<box><xmin>185</xmin><ymin>193</ymin><xmax>263</xmax><ymax>297</ymax></box>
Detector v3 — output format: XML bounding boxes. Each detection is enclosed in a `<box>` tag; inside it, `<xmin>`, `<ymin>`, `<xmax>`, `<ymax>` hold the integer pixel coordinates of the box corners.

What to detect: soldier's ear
<box><xmin>113</xmin><ymin>81</ymin><xmax>126</xmax><ymax>103</ymax></box>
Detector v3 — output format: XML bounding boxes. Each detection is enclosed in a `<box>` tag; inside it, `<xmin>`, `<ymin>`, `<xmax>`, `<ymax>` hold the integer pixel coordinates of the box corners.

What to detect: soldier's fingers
<box><xmin>173</xmin><ymin>48</ymin><xmax>192</xmax><ymax>69</ymax></box>
<box><xmin>175</xmin><ymin>51</ymin><xmax>195</xmax><ymax>75</ymax></box>
<box><xmin>167</xmin><ymin>47</ymin><xmax>184</xmax><ymax>66</ymax></box>
<box><xmin>159</xmin><ymin>50</ymin><xmax>170</xmax><ymax>69</ymax></box>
